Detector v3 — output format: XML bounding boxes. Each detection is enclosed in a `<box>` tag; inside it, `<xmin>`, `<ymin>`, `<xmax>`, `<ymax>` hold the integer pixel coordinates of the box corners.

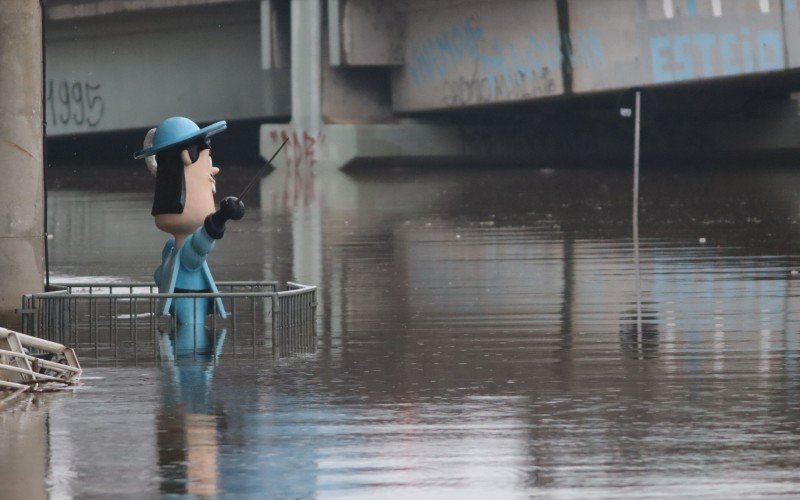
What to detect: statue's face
<box><xmin>154</xmin><ymin>148</ymin><xmax>219</xmax><ymax>241</ymax></box>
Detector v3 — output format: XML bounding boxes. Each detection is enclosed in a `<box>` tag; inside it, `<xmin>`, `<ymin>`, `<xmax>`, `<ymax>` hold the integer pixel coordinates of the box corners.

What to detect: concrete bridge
<box><xmin>4</xmin><ymin>0</ymin><xmax>800</xmax><ymax>325</ymax></box>
<box><xmin>43</xmin><ymin>0</ymin><xmax>800</xmax><ymax>167</ymax></box>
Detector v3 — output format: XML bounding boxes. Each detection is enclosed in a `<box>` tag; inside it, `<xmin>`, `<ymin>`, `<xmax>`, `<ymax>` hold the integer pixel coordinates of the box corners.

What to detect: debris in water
<box><xmin>0</xmin><ymin>327</ymin><xmax>81</xmax><ymax>401</ymax></box>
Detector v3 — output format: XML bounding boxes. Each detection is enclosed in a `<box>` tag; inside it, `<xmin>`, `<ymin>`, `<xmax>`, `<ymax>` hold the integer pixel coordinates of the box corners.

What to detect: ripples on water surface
<box><xmin>2</xmin><ymin>165</ymin><xmax>800</xmax><ymax>498</ymax></box>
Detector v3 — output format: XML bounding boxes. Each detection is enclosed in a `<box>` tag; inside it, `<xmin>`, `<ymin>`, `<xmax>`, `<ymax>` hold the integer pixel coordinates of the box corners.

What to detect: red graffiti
<box><xmin>269</xmin><ymin>130</ymin><xmax>326</xmax><ymax>168</ymax></box>
<box><xmin>269</xmin><ymin>130</ymin><xmax>325</xmax><ymax>210</ymax></box>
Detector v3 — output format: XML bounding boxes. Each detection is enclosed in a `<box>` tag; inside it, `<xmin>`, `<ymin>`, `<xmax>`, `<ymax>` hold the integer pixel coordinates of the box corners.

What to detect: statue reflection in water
<box><xmin>154</xmin><ymin>320</ymin><xmax>318</xmax><ymax>497</ymax></box>
<box><xmin>156</xmin><ymin>324</ymin><xmax>226</xmax><ymax>497</ymax></box>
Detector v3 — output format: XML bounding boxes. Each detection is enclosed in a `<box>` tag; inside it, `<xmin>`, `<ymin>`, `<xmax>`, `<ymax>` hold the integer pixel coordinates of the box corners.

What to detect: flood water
<box><xmin>3</xmin><ymin>162</ymin><xmax>800</xmax><ymax>498</ymax></box>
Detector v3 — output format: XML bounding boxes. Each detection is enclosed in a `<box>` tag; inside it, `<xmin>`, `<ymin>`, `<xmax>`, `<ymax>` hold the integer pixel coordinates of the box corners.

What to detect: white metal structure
<box><xmin>0</xmin><ymin>327</ymin><xmax>81</xmax><ymax>403</ymax></box>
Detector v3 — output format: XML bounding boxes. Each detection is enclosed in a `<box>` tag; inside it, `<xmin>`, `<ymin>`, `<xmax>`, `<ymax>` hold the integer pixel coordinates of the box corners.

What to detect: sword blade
<box><xmin>236</xmin><ymin>137</ymin><xmax>290</xmax><ymax>202</ymax></box>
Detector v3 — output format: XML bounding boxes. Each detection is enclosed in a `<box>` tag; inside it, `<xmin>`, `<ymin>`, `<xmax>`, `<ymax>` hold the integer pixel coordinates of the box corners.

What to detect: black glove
<box><xmin>204</xmin><ymin>196</ymin><xmax>245</xmax><ymax>239</ymax></box>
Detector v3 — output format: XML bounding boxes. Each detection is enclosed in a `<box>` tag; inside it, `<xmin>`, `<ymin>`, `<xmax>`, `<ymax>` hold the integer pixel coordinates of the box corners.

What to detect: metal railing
<box><xmin>19</xmin><ymin>282</ymin><xmax>317</xmax><ymax>359</ymax></box>
<box><xmin>1</xmin><ymin>327</ymin><xmax>82</xmax><ymax>403</ymax></box>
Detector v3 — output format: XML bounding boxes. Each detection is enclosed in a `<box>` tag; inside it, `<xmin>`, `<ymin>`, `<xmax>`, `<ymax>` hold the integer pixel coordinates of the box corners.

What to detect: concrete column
<box><xmin>0</xmin><ymin>1</ymin><xmax>45</xmax><ymax>328</ymax></box>
<box><xmin>291</xmin><ymin>0</ymin><xmax>323</xmax><ymax>131</ymax></box>
<box><xmin>260</xmin><ymin>0</ymin><xmax>469</xmax><ymax>170</ymax></box>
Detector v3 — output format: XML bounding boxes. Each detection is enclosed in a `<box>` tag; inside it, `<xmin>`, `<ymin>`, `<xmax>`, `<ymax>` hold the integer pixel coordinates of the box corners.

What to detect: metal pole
<box><xmin>41</xmin><ymin>0</ymin><xmax>49</xmax><ymax>289</ymax></box>
<box><xmin>633</xmin><ymin>90</ymin><xmax>642</xmax><ymax>336</ymax></box>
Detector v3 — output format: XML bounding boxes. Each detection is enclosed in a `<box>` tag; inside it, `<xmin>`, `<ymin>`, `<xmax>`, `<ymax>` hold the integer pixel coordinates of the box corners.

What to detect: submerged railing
<box><xmin>18</xmin><ymin>282</ymin><xmax>317</xmax><ymax>359</ymax></box>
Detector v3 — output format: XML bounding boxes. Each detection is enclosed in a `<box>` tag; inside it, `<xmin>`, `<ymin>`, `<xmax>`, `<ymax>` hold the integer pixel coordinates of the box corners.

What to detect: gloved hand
<box><xmin>204</xmin><ymin>196</ymin><xmax>245</xmax><ymax>239</ymax></box>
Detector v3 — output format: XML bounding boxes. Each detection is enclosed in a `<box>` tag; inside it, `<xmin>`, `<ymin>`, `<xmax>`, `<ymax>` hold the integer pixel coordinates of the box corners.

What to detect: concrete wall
<box><xmin>0</xmin><ymin>1</ymin><xmax>45</xmax><ymax>327</ymax></box>
<box><xmin>42</xmin><ymin>0</ymin><xmax>800</xmax><ymax>128</ymax></box>
<box><xmin>45</xmin><ymin>1</ymin><xmax>290</xmax><ymax>136</ymax></box>
<box><xmin>392</xmin><ymin>0</ymin><xmax>564</xmax><ymax>112</ymax></box>
<box><xmin>390</xmin><ymin>0</ymin><xmax>800</xmax><ymax>113</ymax></box>
<box><xmin>329</xmin><ymin>0</ymin><xmax>403</xmax><ymax>66</ymax></box>
<box><xmin>45</xmin><ymin>0</ymin><xmax>254</xmax><ymax>20</ymax></box>
<box><xmin>778</xmin><ymin>0</ymin><xmax>800</xmax><ymax>67</ymax></box>
<box><xmin>571</xmin><ymin>0</ymin><xmax>786</xmax><ymax>92</ymax></box>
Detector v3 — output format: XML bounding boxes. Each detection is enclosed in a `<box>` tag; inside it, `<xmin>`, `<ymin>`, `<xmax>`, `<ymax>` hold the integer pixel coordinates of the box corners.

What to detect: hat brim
<box><xmin>134</xmin><ymin>120</ymin><xmax>227</xmax><ymax>159</ymax></box>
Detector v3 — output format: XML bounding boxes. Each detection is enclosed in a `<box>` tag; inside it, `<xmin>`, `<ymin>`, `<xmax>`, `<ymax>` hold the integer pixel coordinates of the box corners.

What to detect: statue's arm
<box><xmin>181</xmin><ymin>228</ymin><xmax>216</xmax><ymax>271</ymax></box>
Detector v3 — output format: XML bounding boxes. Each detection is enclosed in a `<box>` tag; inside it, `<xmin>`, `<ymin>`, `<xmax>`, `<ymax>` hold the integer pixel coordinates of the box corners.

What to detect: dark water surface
<box><xmin>3</xmin><ymin>164</ymin><xmax>800</xmax><ymax>498</ymax></box>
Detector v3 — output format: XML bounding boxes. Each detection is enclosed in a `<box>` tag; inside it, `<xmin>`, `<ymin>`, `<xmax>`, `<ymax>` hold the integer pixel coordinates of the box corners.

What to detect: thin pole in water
<box><xmin>633</xmin><ymin>90</ymin><xmax>642</xmax><ymax>335</ymax></box>
<box><xmin>41</xmin><ymin>0</ymin><xmax>50</xmax><ymax>289</ymax></box>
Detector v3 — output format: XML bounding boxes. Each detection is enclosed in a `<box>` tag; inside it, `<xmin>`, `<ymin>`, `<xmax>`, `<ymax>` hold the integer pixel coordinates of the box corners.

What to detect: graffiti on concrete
<box><xmin>268</xmin><ymin>130</ymin><xmax>323</xmax><ymax>209</ymax></box>
<box><xmin>442</xmin><ymin>62</ymin><xmax>557</xmax><ymax>107</ymax></box>
<box><xmin>650</xmin><ymin>29</ymin><xmax>784</xmax><ymax>83</ymax></box>
<box><xmin>269</xmin><ymin>130</ymin><xmax>326</xmax><ymax>169</ymax></box>
<box><xmin>45</xmin><ymin>80</ymin><xmax>105</xmax><ymax>128</ymax></box>
<box><xmin>406</xmin><ymin>17</ymin><xmax>605</xmax><ymax>107</ymax></box>
<box><xmin>407</xmin><ymin>17</ymin><xmax>485</xmax><ymax>87</ymax></box>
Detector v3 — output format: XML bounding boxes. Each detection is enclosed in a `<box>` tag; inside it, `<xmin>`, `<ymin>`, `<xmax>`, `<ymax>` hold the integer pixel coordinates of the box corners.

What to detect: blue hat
<box><xmin>134</xmin><ymin>117</ymin><xmax>227</xmax><ymax>159</ymax></box>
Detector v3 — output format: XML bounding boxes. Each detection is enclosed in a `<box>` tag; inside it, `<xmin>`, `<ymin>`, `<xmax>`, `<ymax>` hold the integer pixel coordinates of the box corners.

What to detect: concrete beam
<box><xmin>45</xmin><ymin>0</ymin><xmax>255</xmax><ymax>21</ymax></box>
<box><xmin>329</xmin><ymin>0</ymin><xmax>404</xmax><ymax>66</ymax></box>
<box><xmin>0</xmin><ymin>1</ymin><xmax>45</xmax><ymax>328</ymax></box>
<box><xmin>569</xmin><ymin>0</ymin><xmax>786</xmax><ymax>92</ymax></box>
<box><xmin>260</xmin><ymin>122</ymin><xmax>470</xmax><ymax>170</ymax></box>
<box><xmin>391</xmin><ymin>0</ymin><xmax>795</xmax><ymax>113</ymax></box>
<box><xmin>391</xmin><ymin>0</ymin><xmax>564</xmax><ymax>112</ymax></box>
<box><xmin>260</xmin><ymin>0</ymin><xmax>290</xmax><ymax>70</ymax></box>
<box><xmin>44</xmin><ymin>2</ymin><xmax>290</xmax><ymax>136</ymax></box>
<box><xmin>262</xmin><ymin>0</ymin><xmax>475</xmax><ymax>169</ymax></box>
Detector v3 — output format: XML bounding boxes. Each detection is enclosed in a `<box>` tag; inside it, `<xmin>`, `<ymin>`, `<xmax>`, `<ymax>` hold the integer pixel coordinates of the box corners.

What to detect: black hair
<box><xmin>185</xmin><ymin>138</ymin><xmax>210</xmax><ymax>164</ymax></box>
<box><xmin>150</xmin><ymin>138</ymin><xmax>212</xmax><ymax>216</ymax></box>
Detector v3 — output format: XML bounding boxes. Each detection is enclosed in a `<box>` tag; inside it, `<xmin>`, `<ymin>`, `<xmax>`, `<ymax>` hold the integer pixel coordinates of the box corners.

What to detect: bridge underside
<box><xmin>44</xmin><ymin>0</ymin><xmax>800</xmax><ymax>167</ymax></box>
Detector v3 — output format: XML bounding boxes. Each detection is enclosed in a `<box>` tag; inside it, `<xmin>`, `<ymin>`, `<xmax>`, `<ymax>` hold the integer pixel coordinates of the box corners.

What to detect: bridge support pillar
<box><xmin>260</xmin><ymin>0</ymin><xmax>467</xmax><ymax>170</ymax></box>
<box><xmin>0</xmin><ymin>1</ymin><xmax>45</xmax><ymax>328</ymax></box>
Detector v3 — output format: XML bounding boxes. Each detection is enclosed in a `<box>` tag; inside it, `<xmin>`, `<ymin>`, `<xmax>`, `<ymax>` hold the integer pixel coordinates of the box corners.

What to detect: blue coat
<box><xmin>154</xmin><ymin>226</ymin><xmax>227</xmax><ymax>319</ymax></box>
